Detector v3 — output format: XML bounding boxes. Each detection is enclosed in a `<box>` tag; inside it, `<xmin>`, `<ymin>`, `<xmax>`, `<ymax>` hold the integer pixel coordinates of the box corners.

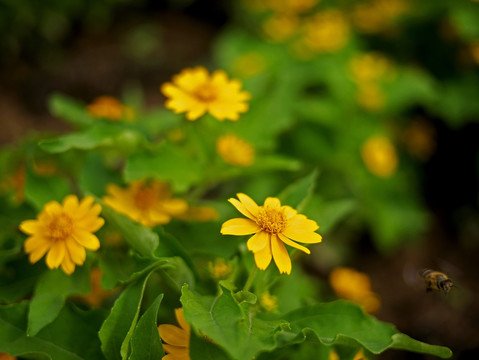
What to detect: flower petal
<box><xmin>264</xmin><ymin>197</ymin><xmax>281</xmax><ymax>208</ymax></box>
<box><xmin>228</xmin><ymin>198</ymin><xmax>256</xmax><ymax>220</ymax></box>
<box><xmin>28</xmin><ymin>240</ymin><xmax>51</xmax><ymax>263</ymax></box>
<box><xmin>287</xmin><ymin>214</ymin><xmax>319</xmax><ymax>232</ymax></box>
<box><xmin>236</xmin><ymin>193</ymin><xmax>260</xmax><ymax>218</ymax></box>
<box><xmin>158</xmin><ymin>324</ymin><xmax>189</xmax><ymax>347</ymax></box>
<box><xmin>63</xmin><ymin>195</ymin><xmax>79</xmax><ymax>213</ymax></box>
<box><xmin>60</xmin><ymin>250</ymin><xmax>76</xmax><ymax>275</ymax></box>
<box><xmin>46</xmin><ymin>241</ymin><xmax>66</xmax><ymax>269</ymax></box>
<box><xmin>175</xmin><ymin>308</ymin><xmax>190</xmax><ymax>332</ymax></box>
<box><xmin>271</xmin><ymin>234</ymin><xmax>292</xmax><ymax>274</ymax></box>
<box><xmin>281</xmin><ymin>226</ymin><xmax>322</xmax><ymax>244</ymax></box>
<box><xmin>66</xmin><ymin>237</ymin><xmax>86</xmax><ymax>265</ymax></box>
<box><xmin>246</xmin><ymin>231</ymin><xmax>269</xmax><ymax>252</ymax></box>
<box><xmin>254</xmin><ymin>243</ymin><xmax>272</xmax><ymax>270</ymax></box>
<box><xmin>72</xmin><ymin>230</ymin><xmax>101</xmax><ymax>250</ymax></box>
<box><xmin>220</xmin><ymin>218</ymin><xmax>260</xmax><ymax>235</ymax></box>
<box><xmin>19</xmin><ymin>220</ymin><xmax>43</xmax><ymax>235</ymax></box>
<box><xmin>278</xmin><ymin>233</ymin><xmax>310</xmax><ymax>254</ymax></box>
<box><xmin>162</xmin><ymin>345</ymin><xmax>189</xmax><ymax>360</ymax></box>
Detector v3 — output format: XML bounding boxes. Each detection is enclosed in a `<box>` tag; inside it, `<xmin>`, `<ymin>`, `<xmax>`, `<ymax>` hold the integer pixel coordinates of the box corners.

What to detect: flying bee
<box><xmin>419</xmin><ymin>269</ymin><xmax>454</xmax><ymax>294</ymax></box>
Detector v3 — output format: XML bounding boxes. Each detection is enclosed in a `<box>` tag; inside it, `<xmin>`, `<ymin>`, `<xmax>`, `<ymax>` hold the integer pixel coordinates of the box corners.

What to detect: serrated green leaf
<box><xmin>277</xmin><ymin>170</ymin><xmax>318</xmax><ymax>212</ymax></box>
<box><xmin>124</xmin><ymin>145</ymin><xmax>202</xmax><ymax>193</ymax></box>
<box><xmin>27</xmin><ymin>267</ymin><xmax>91</xmax><ymax>336</ymax></box>
<box><xmin>282</xmin><ymin>300</ymin><xmax>452</xmax><ymax>358</ymax></box>
<box><xmin>0</xmin><ymin>301</ymin><xmax>105</xmax><ymax>360</ymax></box>
<box><xmin>24</xmin><ymin>166</ymin><xmax>71</xmax><ymax>211</ymax></box>
<box><xmin>181</xmin><ymin>284</ymin><xmax>285</xmax><ymax>360</ymax></box>
<box><xmin>48</xmin><ymin>93</ymin><xmax>93</xmax><ymax>127</ymax></box>
<box><xmin>101</xmin><ymin>204</ymin><xmax>159</xmax><ymax>259</ymax></box>
<box><xmin>129</xmin><ymin>294</ymin><xmax>165</xmax><ymax>360</ymax></box>
<box><xmin>99</xmin><ymin>272</ymin><xmax>152</xmax><ymax>360</ymax></box>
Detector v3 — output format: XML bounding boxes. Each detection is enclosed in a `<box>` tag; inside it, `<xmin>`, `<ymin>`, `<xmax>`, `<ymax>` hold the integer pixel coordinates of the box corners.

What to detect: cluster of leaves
<box><xmin>2</xmin><ymin>0</ymin><xmax>476</xmax><ymax>359</ymax></box>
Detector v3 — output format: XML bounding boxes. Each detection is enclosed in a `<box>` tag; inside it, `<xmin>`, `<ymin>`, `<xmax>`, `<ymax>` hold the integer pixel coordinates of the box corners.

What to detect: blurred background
<box><xmin>1</xmin><ymin>0</ymin><xmax>479</xmax><ymax>359</ymax></box>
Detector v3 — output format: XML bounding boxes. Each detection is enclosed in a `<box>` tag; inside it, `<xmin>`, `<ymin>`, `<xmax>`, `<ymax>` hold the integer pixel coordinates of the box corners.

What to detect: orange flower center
<box><xmin>134</xmin><ymin>186</ymin><xmax>157</xmax><ymax>210</ymax></box>
<box><xmin>48</xmin><ymin>213</ymin><xmax>73</xmax><ymax>241</ymax></box>
<box><xmin>256</xmin><ymin>207</ymin><xmax>287</xmax><ymax>234</ymax></box>
<box><xmin>194</xmin><ymin>83</ymin><xmax>217</xmax><ymax>102</ymax></box>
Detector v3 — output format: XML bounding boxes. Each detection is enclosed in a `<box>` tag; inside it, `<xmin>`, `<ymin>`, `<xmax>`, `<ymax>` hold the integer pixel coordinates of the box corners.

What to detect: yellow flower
<box><xmin>161</xmin><ymin>67</ymin><xmax>250</xmax><ymax>121</ymax></box>
<box><xmin>103</xmin><ymin>180</ymin><xmax>188</xmax><ymax>227</ymax></box>
<box><xmin>260</xmin><ymin>291</ymin><xmax>278</xmax><ymax>311</ymax></box>
<box><xmin>352</xmin><ymin>0</ymin><xmax>408</xmax><ymax>34</ymax></box>
<box><xmin>361</xmin><ymin>135</ymin><xmax>398</xmax><ymax>177</ymax></box>
<box><xmin>87</xmin><ymin>96</ymin><xmax>134</xmax><ymax>121</ymax></box>
<box><xmin>79</xmin><ymin>267</ymin><xmax>118</xmax><ymax>307</ymax></box>
<box><xmin>302</xmin><ymin>10</ymin><xmax>350</xmax><ymax>53</ymax></box>
<box><xmin>208</xmin><ymin>258</ymin><xmax>232</xmax><ymax>279</ymax></box>
<box><xmin>158</xmin><ymin>308</ymin><xmax>191</xmax><ymax>360</ymax></box>
<box><xmin>356</xmin><ymin>84</ymin><xmax>385</xmax><ymax>111</ymax></box>
<box><xmin>216</xmin><ymin>134</ymin><xmax>255</xmax><ymax>167</ymax></box>
<box><xmin>221</xmin><ymin>193</ymin><xmax>322</xmax><ymax>274</ymax></box>
<box><xmin>19</xmin><ymin>195</ymin><xmax>104</xmax><ymax>275</ymax></box>
<box><xmin>263</xmin><ymin>14</ymin><xmax>300</xmax><ymax>42</ymax></box>
<box><xmin>349</xmin><ymin>53</ymin><xmax>394</xmax><ymax>84</ymax></box>
<box><xmin>177</xmin><ymin>205</ymin><xmax>220</xmax><ymax>222</ymax></box>
<box><xmin>329</xmin><ymin>267</ymin><xmax>381</xmax><ymax>313</ymax></box>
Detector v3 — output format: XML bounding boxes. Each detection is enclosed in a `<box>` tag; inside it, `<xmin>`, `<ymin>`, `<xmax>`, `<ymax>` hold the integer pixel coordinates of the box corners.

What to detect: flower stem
<box><xmin>243</xmin><ymin>267</ymin><xmax>258</xmax><ymax>292</ymax></box>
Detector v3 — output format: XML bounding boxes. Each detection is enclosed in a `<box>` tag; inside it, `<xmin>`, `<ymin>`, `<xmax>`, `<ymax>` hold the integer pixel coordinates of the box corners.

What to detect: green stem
<box><xmin>243</xmin><ymin>267</ymin><xmax>258</xmax><ymax>292</ymax></box>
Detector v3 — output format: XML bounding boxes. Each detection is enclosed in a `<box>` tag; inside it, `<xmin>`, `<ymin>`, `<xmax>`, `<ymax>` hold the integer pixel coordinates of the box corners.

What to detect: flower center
<box><xmin>48</xmin><ymin>213</ymin><xmax>73</xmax><ymax>241</ymax></box>
<box><xmin>194</xmin><ymin>84</ymin><xmax>217</xmax><ymax>102</ymax></box>
<box><xmin>256</xmin><ymin>207</ymin><xmax>287</xmax><ymax>234</ymax></box>
<box><xmin>134</xmin><ymin>186</ymin><xmax>157</xmax><ymax>210</ymax></box>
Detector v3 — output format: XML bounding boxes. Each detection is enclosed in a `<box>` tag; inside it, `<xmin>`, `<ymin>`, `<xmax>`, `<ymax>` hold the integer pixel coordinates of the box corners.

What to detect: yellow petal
<box><xmin>24</xmin><ymin>235</ymin><xmax>50</xmax><ymax>253</ymax></box>
<box><xmin>228</xmin><ymin>198</ymin><xmax>256</xmax><ymax>220</ymax></box>
<box><xmin>281</xmin><ymin>227</ymin><xmax>322</xmax><ymax>244</ymax></box>
<box><xmin>236</xmin><ymin>193</ymin><xmax>260</xmax><ymax>218</ymax></box>
<box><xmin>61</xmin><ymin>251</ymin><xmax>76</xmax><ymax>275</ymax></box>
<box><xmin>175</xmin><ymin>308</ymin><xmax>190</xmax><ymax>332</ymax></box>
<box><xmin>161</xmin><ymin>199</ymin><xmax>188</xmax><ymax>216</ymax></box>
<box><xmin>254</xmin><ymin>243</ymin><xmax>272</xmax><ymax>270</ymax></box>
<box><xmin>46</xmin><ymin>241</ymin><xmax>66</xmax><ymax>269</ymax></box>
<box><xmin>246</xmin><ymin>231</ymin><xmax>269</xmax><ymax>252</ymax></box>
<box><xmin>19</xmin><ymin>220</ymin><xmax>42</xmax><ymax>235</ymax></box>
<box><xmin>282</xmin><ymin>206</ymin><xmax>298</xmax><ymax>219</ymax></box>
<box><xmin>158</xmin><ymin>324</ymin><xmax>189</xmax><ymax>347</ymax></box>
<box><xmin>271</xmin><ymin>234</ymin><xmax>291</xmax><ymax>274</ymax></box>
<box><xmin>264</xmin><ymin>197</ymin><xmax>281</xmax><ymax>208</ymax></box>
<box><xmin>162</xmin><ymin>345</ymin><xmax>189</xmax><ymax>360</ymax></box>
<box><xmin>63</xmin><ymin>195</ymin><xmax>79</xmax><ymax>213</ymax></box>
<box><xmin>220</xmin><ymin>218</ymin><xmax>260</xmax><ymax>235</ymax></box>
<box><xmin>72</xmin><ymin>230</ymin><xmax>101</xmax><ymax>250</ymax></box>
<box><xmin>278</xmin><ymin>233</ymin><xmax>310</xmax><ymax>254</ymax></box>
<box><xmin>288</xmin><ymin>214</ymin><xmax>319</xmax><ymax>231</ymax></box>
<box><xmin>28</xmin><ymin>241</ymin><xmax>51</xmax><ymax>263</ymax></box>
<box><xmin>66</xmin><ymin>237</ymin><xmax>86</xmax><ymax>265</ymax></box>
<box><xmin>77</xmin><ymin>217</ymin><xmax>105</xmax><ymax>233</ymax></box>
<box><xmin>43</xmin><ymin>201</ymin><xmax>62</xmax><ymax>217</ymax></box>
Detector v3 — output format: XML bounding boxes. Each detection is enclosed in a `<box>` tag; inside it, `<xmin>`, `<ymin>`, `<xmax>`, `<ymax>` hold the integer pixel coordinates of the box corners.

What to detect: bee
<box><xmin>419</xmin><ymin>269</ymin><xmax>454</xmax><ymax>294</ymax></box>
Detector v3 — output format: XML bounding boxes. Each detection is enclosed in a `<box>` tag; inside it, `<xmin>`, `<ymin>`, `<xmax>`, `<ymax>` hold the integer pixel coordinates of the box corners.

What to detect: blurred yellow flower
<box><xmin>19</xmin><ymin>195</ymin><xmax>104</xmax><ymax>275</ymax></box>
<box><xmin>87</xmin><ymin>96</ymin><xmax>135</xmax><ymax>121</ymax></box>
<box><xmin>263</xmin><ymin>14</ymin><xmax>300</xmax><ymax>42</ymax></box>
<box><xmin>349</xmin><ymin>53</ymin><xmax>394</xmax><ymax>84</ymax></box>
<box><xmin>161</xmin><ymin>67</ymin><xmax>250</xmax><ymax>121</ymax></box>
<box><xmin>361</xmin><ymin>135</ymin><xmax>398</xmax><ymax>177</ymax></box>
<box><xmin>302</xmin><ymin>10</ymin><xmax>350</xmax><ymax>53</ymax></box>
<box><xmin>178</xmin><ymin>205</ymin><xmax>220</xmax><ymax>222</ymax></box>
<box><xmin>328</xmin><ymin>349</ymin><xmax>339</xmax><ymax>360</ymax></box>
<box><xmin>352</xmin><ymin>0</ymin><xmax>408</xmax><ymax>34</ymax></box>
<box><xmin>158</xmin><ymin>308</ymin><xmax>191</xmax><ymax>360</ymax></box>
<box><xmin>216</xmin><ymin>134</ymin><xmax>255</xmax><ymax>167</ymax></box>
<box><xmin>0</xmin><ymin>353</ymin><xmax>16</xmax><ymax>360</ymax></box>
<box><xmin>402</xmin><ymin>120</ymin><xmax>436</xmax><ymax>161</ymax></box>
<box><xmin>232</xmin><ymin>52</ymin><xmax>266</xmax><ymax>78</ymax></box>
<box><xmin>80</xmin><ymin>267</ymin><xmax>117</xmax><ymax>307</ymax></box>
<box><xmin>208</xmin><ymin>258</ymin><xmax>232</xmax><ymax>279</ymax></box>
<box><xmin>103</xmin><ymin>180</ymin><xmax>188</xmax><ymax>227</ymax></box>
<box><xmin>260</xmin><ymin>291</ymin><xmax>278</xmax><ymax>311</ymax></box>
<box><xmin>221</xmin><ymin>193</ymin><xmax>322</xmax><ymax>274</ymax></box>
<box><xmin>356</xmin><ymin>84</ymin><xmax>385</xmax><ymax>111</ymax></box>
<box><xmin>329</xmin><ymin>267</ymin><xmax>381</xmax><ymax>313</ymax></box>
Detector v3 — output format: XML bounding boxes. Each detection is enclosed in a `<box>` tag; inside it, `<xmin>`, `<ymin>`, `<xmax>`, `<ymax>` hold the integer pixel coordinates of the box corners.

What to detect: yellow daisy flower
<box><xmin>102</xmin><ymin>180</ymin><xmax>188</xmax><ymax>227</ymax></box>
<box><xmin>87</xmin><ymin>96</ymin><xmax>134</xmax><ymax>121</ymax></box>
<box><xmin>158</xmin><ymin>308</ymin><xmax>191</xmax><ymax>360</ymax></box>
<box><xmin>160</xmin><ymin>66</ymin><xmax>250</xmax><ymax>121</ymax></box>
<box><xmin>19</xmin><ymin>195</ymin><xmax>104</xmax><ymax>275</ymax></box>
<box><xmin>302</xmin><ymin>10</ymin><xmax>350</xmax><ymax>53</ymax></box>
<box><xmin>221</xmin><ymin>193</ymin><xmax>322</xmax><ymax>274</ymax></box>
<box><xmin>216</xmin><ymin>134</ymin><xmax>255</xmax><ymax>167</ymax></box>
<box><xmin>260</xmin><ymin>291</ymin><xmax>279</xmax><ymax>311</ymax></box>
<box><xmin>361</xmin><ymin>135</ymin><xmax>398</xmax><ymax>178</ymax></box>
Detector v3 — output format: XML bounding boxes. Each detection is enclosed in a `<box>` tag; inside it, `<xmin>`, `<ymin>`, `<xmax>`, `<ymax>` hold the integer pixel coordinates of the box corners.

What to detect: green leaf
<box><xmin>277</xmin><ymin>170</ymin><xmax>318</xmax><ymax>212</ymax></box>
<box><xmin>303</xmin><ymin>197</ymin><xmax>357</xmax><ymax>233</ymax></box>
<box><xmin>0</xmin><ymin>301</ymin><xmax>105</xmax><ymax>360</ymax></box>
<box><xmin>48</xmin><ymin>93</ymin><xmax>93</xmax><ymax>127</ymax></box>
<box><xmin>124</xmin><ymin>145</ymin><xmax>202</xmax><ymax>192</ymax></box>
<box><xmin>129</xmin><ymin>294</ymin><xmax>165</xmax><ymax>360</ymax></box>
<box><xmin>282</xmin><ymin>300</ymin><xmax>452</xmax><ymax>358</ymax></box>
<box><xmin>101</xmin><ymin>204</ymin><xmax>159</xmax><ymax>259</ymax></box>
<box><xmin>181</xmin><ymin>284</ymin><xmax>285</xmax><ymax>360</ymax></box>
<box><xmin>24</xmin><ymin>166</ymin><xmax>71</xmax><ymax>211</ymax></box>
<box><xmin>99</xmin><ymin>272</ymin><xmax>152</xmax><ymax>360</ymax></box>
<box><xmin>27</xmin><ymin>266</ymin><xmax>91</xmax><ymax>336</ymax></box>
<box><xmin>158</xmin><ymin>257</ymin><xmax>195</xmax><ymax>293</ymax></box>
<box><xmin>190</xmin><ymin>330</ymin><xmax>233</xmax><ymax>360</ymax></box>
<box><xmin>39</xmin><ymin>123</ymin><xmax>145</xmax><ymax>154</ymax></box>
